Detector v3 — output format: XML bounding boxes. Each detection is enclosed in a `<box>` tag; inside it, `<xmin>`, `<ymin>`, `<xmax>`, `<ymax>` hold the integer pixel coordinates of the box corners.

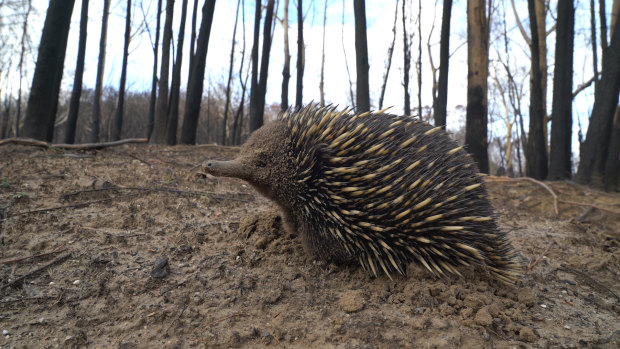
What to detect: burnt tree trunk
<box><xmin>295</xmin><ymin>0</ymin><xmax>305</xmax><ymax>109</ymax></box>
<box><xmin>179</xmin><ymin>0</ymin><xmax>216</xmax><ymax>144</ymax></box>
<box><xmin>378</xmin><ymin>0</ymin><xmax>398</xmax><ymax>110</ymax></box>
<box><xmin>252</xmin><ymin>0</ymin><xmax>275</xmax><ymax>131</ymax></box>
<box><xmin>248</xmin><ymin>0</ymin><xmax>261</xmax><ymax>129</ymax></box>
<box><xmin>433</xmin><ymin>0</ymin><xmax>452</xmax><ymax>127</ymax></box>
<box><xmin>353</xmin><ymin>0</ymin><xmax>370</xmax><ymax>112</ymax></box>
<box><xmin>577</xmin><ymin>23</ymin><xmax>620</xmax><ymax>186</ymax></box>
<box><xmin>548</xmin><ymin>0</ymin><xmax>574</xmax><ymax>180</ymax></box>
<box><xmin>147</xmin><ymin>0</ymin><xmax>163</xmax><ymax>139</ymax></box>
<box><xmin>91</xmin><ymin>0</ymin><xmax>110</xmax><ymax>142</ymax></box>
<box><xmin>526</xmin><ymin>0</ymin><xmax>548</xmax><ymax>179</ymax></box>
<box><xmin>65</xmin><ymin>0</ymin><xmax>89</xmax><ymax>143</ymax></box>
<box><xmin>15</xmin><ymin>0</ymin><xmax>32</xmax><ymax>137</ymax></box>
<box><xmin>465</xmin><ymin>0</ymin><xmax>489</xmax><ymax>174</ymax></box>
<box><xmin>319</xmin><ymin>0</ymin><xmax>328</xmax><ymax>107</ymax></box>
<box><xmin>111</xmin><ymin>0</ymin><xmax>132</xmax><ymax>141</ymax></box>
<box><xmin>22</xmin><ymin>0</ymin><xmax>75</xmax><ymax>141</ymax></box>
<box><xmin>402</xmin><ymin>0</ymin><xmax>411</xmax><ymax>116</ymax></box>
<box><xmin>150</xmin><ymin>0</ymin><xmax>174</xmax><ymax>144</ymax></box>
<box><xmin>165</xmin><ymin>0</ymin><xmax>189</xmax><ymax>145</ymax></box>
<box><xmin>281</xmin><ymin>0</ymin><xmax>290</xmax><ymax>111</ymax></box>
<box><xmin>221</xmin><ymin>0</ymin><xmax>241</xmax><ymax>144</ymax></box>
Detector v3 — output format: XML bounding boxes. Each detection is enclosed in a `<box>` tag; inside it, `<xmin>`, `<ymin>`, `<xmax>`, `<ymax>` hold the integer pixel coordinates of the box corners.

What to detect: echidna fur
<box><xmin>204</xmin><ymin>105</ymin><xmax>520</xmax><ymax>284</ymax></box>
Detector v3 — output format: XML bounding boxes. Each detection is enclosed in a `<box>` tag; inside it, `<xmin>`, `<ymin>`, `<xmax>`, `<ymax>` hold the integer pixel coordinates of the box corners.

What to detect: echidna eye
<box><xmin>257</xmin><ymin>161</ymin><xmax>266</xmax><ymax>168</ymax></box>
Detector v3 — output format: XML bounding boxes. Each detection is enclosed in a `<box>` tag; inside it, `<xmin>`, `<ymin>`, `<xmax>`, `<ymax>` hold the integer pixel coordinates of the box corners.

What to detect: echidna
<box><xmin>205</xmin><ymin>105</ymin><xmax>520</xmax><ymax>283</ymax></box>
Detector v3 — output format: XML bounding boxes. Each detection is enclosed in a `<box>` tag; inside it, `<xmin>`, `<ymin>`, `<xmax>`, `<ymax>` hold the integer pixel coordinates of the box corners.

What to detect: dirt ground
<box><xmin>0</xmin><ymin>143</ymin><xmax>619</xmax><ymax>348</ymax></box>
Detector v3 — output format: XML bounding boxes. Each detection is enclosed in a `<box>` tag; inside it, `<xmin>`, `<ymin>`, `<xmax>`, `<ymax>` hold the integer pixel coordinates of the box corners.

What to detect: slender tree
<box><xmin>165</xmin><ymin>0</ymin><xmax>189</xmax><ymax>145</ymax></box>
<box><xmin>65</xmin><ymin>0</ymin><xmax>89</xmax><ymax>143</ymax></box>
<box><xmin>281</xmin><ymin>0</ymin><xmax>291</xmax><ymax>110</ymax></box>
<box><xmin>295</xmin><ymin>0</ymin><xmax>305</xmax><ymax>109</ymax></box>
<box><xmin>319</xmin><ymin>0</ymin><xmax>328</xmax><ymax>107</ymax></box>
<box><xmin>147</xmin><ymin>0</ymin><xmax>163</xmax><ymax>139</ymax></box>
<box><xmin>21</xmin><ymin>0</ymin><xmax>75</xmax><ymax>141</ymax></box>
<box><xmin>605</xmin><ymin>106</ymin><xmax>620</xmax><ymax>189</ymax></box>
<box><xmin>111</xmin><ymin>0</ymin><xmax>132</xmax><ymax>141</ymax></box>
<box><xmin>378</xmin><ymin>0</ymin><xmax>398</xmax><ymax>110</ymax></box>
<box><xmin>465</xmin><ymin>0</ymin><xmax>489</xmax><ymax>173</ymax></box>
<box><xmin>150</xmin><ymin>0</ymin><xmax>174</xmax><ymax>144</ymax></box>
<box><xmin>92</xmin><ymin>0</ymin><xmax>111</xmax><ymax>142</ymax></box>
<box><xmin>15</xmin><ymin>0</ymin><xmax>32</xmax><ymax>137</ymax></box>
<box><xmin>179</xmin><ymin>0</ymin><xmax>217</xmax><ymax>144</ymax></box>
<box><xmin>548</xmin><ymin>0</ymin><xmax>574</xmax><ymax>180</ymax></box>
<box><xmin>341</xmin><ymin>0</ymin><xmax>355</xmax><ymax>109</ymax></box>
<box><xmin>433</xmin><ymin>0</ymin><xmax>452</xmax><ymax>127</ymax></box>
<box><xmin>221</xmin><ymin>0</ymin><xmax>241</xmax><ymax>144</ymax></box>
<box><xmin>402</xmin><ymin>0</ymin><xmax>411</xmax><ymax>115</ymax></box>
<box><xmin>416</xmin><ymin>0</ymin><xmax>422</xmax><ymax>117</ymax></box>
<box><xmin>353</xmin><ymin>0</ymin><xmax>370</xmax><ymax>112</ymax></box>
<box><xmin>232</xmin><ymin>0</ymin><xmax>247</xmax><ymax>145</ymax></box>
<box><xmin>526</xmin><ymin>0</ymin><xmax>548</xmax><ymax>179</ymax></box>
<box><xmin>591</xmin><ymin>0</ymin><xmax>599</xmax><ymax>94</ymax></box>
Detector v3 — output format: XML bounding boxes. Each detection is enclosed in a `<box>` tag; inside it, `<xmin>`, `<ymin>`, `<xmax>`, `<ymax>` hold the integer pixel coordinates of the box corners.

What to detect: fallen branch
<box><xmin>62</xmin><ymin>186</ymin><xmax>253</xmax><ymax>202</ymax></box>
<box><xmin>0</xmin><ymin>137</ymin><xmax>147</xmax><ymax>150</ymax></box>
<box><xmin>0</xmin><ymin>253</ymin><xmax>72</xmax><ymax>290</ymax></box>
<box><xmin>558</xmin><ymin>199</ymin><xmax>620</xmax><ymax>216</ymax></box>
<box><xmin>1</xmin><ymin>194</ymin><xmax>139</xmax><ymax>221</ymax></box>
<box><xmin>0</xmin><ymin>243</ymin><xmax>67</xmax><ymax>265</ymax></box>
<box><xmin>487</xmin><ymin>176</ymin><xmax>559</xmax><ymax>215</ymax></box>
<box><xmin>559</xmin><ymin>265</ymin><xmax>620</xmax><ymax>301</ymax></box>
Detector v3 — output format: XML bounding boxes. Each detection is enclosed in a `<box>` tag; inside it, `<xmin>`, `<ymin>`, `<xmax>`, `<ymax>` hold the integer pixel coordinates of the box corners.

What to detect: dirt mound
<box><xmin>1</xmin><ymin>144</ymin><xmax>618</xmax><ymax>348</ymax></box>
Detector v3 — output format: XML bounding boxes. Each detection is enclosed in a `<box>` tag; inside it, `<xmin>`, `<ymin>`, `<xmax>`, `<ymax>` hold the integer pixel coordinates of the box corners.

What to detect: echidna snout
<box><xmin>204</xmin><ymin>105</ymin><xmax>520</xmax><ymax>284</ymax></box>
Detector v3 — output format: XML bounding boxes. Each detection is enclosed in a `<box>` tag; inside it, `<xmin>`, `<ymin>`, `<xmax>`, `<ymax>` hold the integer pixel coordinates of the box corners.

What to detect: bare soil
<box><xmin>0</xmin><ymin>143</ymin><xmax>618</xmax><ymax>348</ymax></box>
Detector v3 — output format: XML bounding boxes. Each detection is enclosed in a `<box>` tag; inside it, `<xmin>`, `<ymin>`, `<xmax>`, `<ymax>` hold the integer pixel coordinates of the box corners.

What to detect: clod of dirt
<box><xmin>150</xmin><ymin>256</ymin><xmax>169</xmax><ymax>278</ymax></box>
<box><xmin>338</xmin><ymin>290</ymin><xmax>366</xmax><ymax>313</ymax></box>
<box><xmin>474</xmin><ymin>306</ymin><xmax>493</xmax><ymax>326</ymax></box>
<box><xmin>517</xmin><ymin>287</ymin><xmax>536</xmax><ymax>307</ymax></box>
<box><xmin>518</xmin><ymin>326</ymin><xmax>538</xmax><ymax>342</ymax></box>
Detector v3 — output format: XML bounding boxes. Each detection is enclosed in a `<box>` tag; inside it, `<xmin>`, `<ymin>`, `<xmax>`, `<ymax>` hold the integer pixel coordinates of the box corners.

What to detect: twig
<box><xmin>1</xmin><ymin>194</ymin><xmax>139</xmax><ymax>221</ymax></box>
<box><xmin>487</xmin><ymin>176</ymin><xmax>559</xmax><ymax>215</ymax></box>
<box><xmin>0</xmin><ymin>243</ymin><xmax>67</xmax><ymax>265</ymax></box>
<box><xmin>0</xmin><ymin>253</ymin><xmax>72</xmax><ymax>290</ymax></box>
<box><xmin>80</xmin><ymin>226</ymin><xmax>145</xmax><ymax>238</ymax></box>
<box><xmin>205</xmin><ymin>313</ymin><xmax>249</xmax><ymax>326</ymax></box>
<box><xmin>559</xmin><ymin>265</ymin><xmax>620</xmax><ymax>301</ymax></box>
<box><xmin>0</xmin><ymin>137</ymin><xmax>148</xmax><ymax>150</ymax></box>
<box><xmin>524</xmin><ymin>241</ymin><xmax>555</xmax><ymax>275</ymax></box>
<box><xmin>558</xmin><ymin>199</ymin><xmax>620</xmax><ymax>216</ymax></box>
<box><xmin>62</xmin><ymin>186</ymin><xmax>253</xmax><ymax>202</ymax></box>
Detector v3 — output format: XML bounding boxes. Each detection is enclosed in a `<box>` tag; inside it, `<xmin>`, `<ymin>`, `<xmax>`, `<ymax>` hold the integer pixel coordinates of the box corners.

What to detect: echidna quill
<box><xmin>204</xmin><ymin>105</ymin><xmax>520</xmax><ymax>283</ymax></box>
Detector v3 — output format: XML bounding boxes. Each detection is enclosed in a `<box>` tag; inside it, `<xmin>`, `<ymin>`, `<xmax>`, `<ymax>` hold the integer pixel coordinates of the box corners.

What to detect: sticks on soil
<box><xmin>524</xmin><ymin>241</ymin><xmax>556</xmax><ymax>275</ymax></box>
<box><xmin>0</xmin><ymin>137</ymin><xmax>147</xmax><ymax>150</ymax></box>
<box><xmin>0</xmin><ymin>253</ymin><xmax>72</xmax><ymax>290</ymax></box>
<box><xmin>487</xmin><ymin>176</ymin><xmax>559</xmax><ymax>215</ymax></box>
<box><xmin>0</xmin><ymin>243</ymin><xmax>67</xmax><ymax>265</ymax></box>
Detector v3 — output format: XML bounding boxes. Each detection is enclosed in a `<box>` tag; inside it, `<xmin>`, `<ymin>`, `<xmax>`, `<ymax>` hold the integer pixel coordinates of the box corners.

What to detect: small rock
<box><xmin>338</xmin><ymin>290</ymin><xmax>365</xmax><ymax>313</ymax></box>
<box><xmin>73</xmin><ymin>279</ymin><xmax>81</xmax><ymax>285</ymax></box>
<box><xmin>518</xmin><ymin>326</ymin><xmax>537</xmax><ymax>342</ymax></box>
<box><xmin>3</xmin><ymin>329</ymin><xmax>9</xmax><ymax>335</ymax></box>
<box><xmin>474</xmin><ymin>307</ymin><xmax>493</xmax><ymax>326</ymax></box>
<box><xmin>151</xmin><ymin>256</ymin><xmax>170</xmax><ymax>278</ymax></box>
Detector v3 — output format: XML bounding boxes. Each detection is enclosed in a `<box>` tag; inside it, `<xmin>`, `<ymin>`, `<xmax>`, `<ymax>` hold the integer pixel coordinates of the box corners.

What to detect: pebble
<box><xmin>3</xmin><ymin>330</ymin><xmax>9</xmax><ymax>335</ymax></box>
<box><xmin>73</xmin><ymin>280</ymin><xmax>81</xmax><ymax>285</ymax></box>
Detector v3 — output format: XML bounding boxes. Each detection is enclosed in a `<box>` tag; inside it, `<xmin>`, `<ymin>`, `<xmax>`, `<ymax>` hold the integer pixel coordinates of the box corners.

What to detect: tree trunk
<box><xmin>189</xmin><ymin>0</ymin><xmax>199</xmax><ymax>62</ymax></box>
<box><xmin>604</xmin><ymin>106</ymin><xmax>620</xmax><ymax>190</ymax></box>
<box><xmin>402</xmin><ymin>0</ymin><xmax>411</xmax><ymax>116</ymax></box>
<box><xmin>165</xmin><ymin>0</ymin><xmax>189</xmax><ymax>145</ymax></box>
<box><xmin>295</xmin><ymin>0</ymin><xmax>305</xmax><ymax>109</ymax></box>
<box><xmin>91</xmin><ymin>0</ymin><xmax>110</xmax><ymax>143</ymax></box>
<box><xmin>548</xmin><ymin>0</ymin><xmax>574</xmax><ymax>180</ymax></box>
<box><xmin>319</xmin><ymin>0</ymin><xmax>328</xmax><ymax>107</ymax></box>
<box><xmin>612</xmin><ymin>0</ymin><xmax>620</xmax><ymax>37</ymax></box>
<box><xmin>179</xmin><ymin>0</ymin><xmax>217</xmax><ymax>144</ymax></box>
<box><xmin>577</xmin><ymin>23</ymin><xmax>620</xmax><ymax>185</ymax></box>
<box><xmin>16</xmin><ymin>0</ymin><xmax>32</xmax><ymax>137</ymax></box>
<box><xmin>111</xmin><ymin>0</ymin><xmax>132</xmax><ymax>141</ymax></box>
<box><xmin>417</xmin><ymin>0</ymin><xmax>422</xmax><ymax>117</ymax></box>
<box><xmin>535</xmin><ymin>0</ymin><xmax>548</xmax><ymax>153</ymax></box>
<box><xmin>221</xmin><ymin>0</ymin><xmax>241</xmax><ymax>145</ymax></box>
<box><xmin>402</xmin><ymin>0</ymin><xmax>411</xmax><ymax>115</ymax></box>
<box><xmin>433</xmin><ymin>0</ymin><xmax>452</xmax><ymax>127</ymax></box>
<box><xmin>21</xmin><ymin>0</ymin><xmax>75</xmax><ymax>141</ymax></box>
<box><xmin>65</xmin><ymin>0</ymin><xmax>89</xmax><ymax>144</ymax></box>
<box><xmin>378</xmin><ymin>0</ymin><xmax>398</xmax><ymax>110</ymax></box>
<box><xmin>281</xmin><ymin>0</ymin><xmax>290</xmax><ymax>111</ymax></box>
<box><xmin>341</xmin><ymin>0</ymin><xmax>355</xmax><ymax>109</ymax></box>
<box><xmin>150</xmin><ymin>0</ymin><xmax>174</xmax><ymax>144</ymax></box>
<box><xmin>147</xmin><ymin>0</ymin><xmax>163</xmax><ymax>139</ymax></box>
<box><xmin>591</xmin><ymin>0</ymin><xmax>599</xmax><ymax>94</ymax></box>
<box><xmin>232</xmin><ymin>0</ymin><xmax>248</xmax><ymax>145</ymax></box>
<box><xmin>526</xmin><ymin>0</ymin><xmax>548</xmax><ymax>179</ymax></box>
<box><xmin>251</xmin><ymin>0</ymin><xmax>275</xmax><ymax>131</ymax></box>
<box><xmin>465</xmin><ymin>0</ymin><xmax>489</xmax><ymax>174</ymax></box>
<box><xmin>353</xmin><ymin>0</ymin><xmax>370</xmax><ymax>113</ymax></box>
<box><xmin>248</xmin><ymin>0</ymin><xmax>261</xmax><ymax>129</ymax></box>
